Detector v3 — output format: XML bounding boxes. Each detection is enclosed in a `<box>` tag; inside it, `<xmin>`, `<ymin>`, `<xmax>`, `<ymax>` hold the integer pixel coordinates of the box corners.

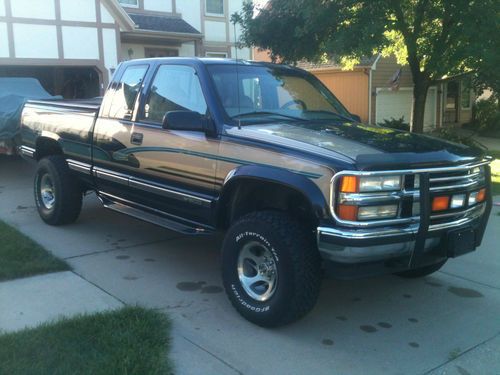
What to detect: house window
<box><xmin>461</xmin><ymin>81</ymin><xmax>472</xmax><ymax>110</ymax></box>
<box><xmin>206</xmin><ymin>0</ymin><xmax>224</xmax><ymax>16</ymax></box>
<box><xmin>206</xmin><ymin>52</ymin><xmax>228</xmax><ymax>58</ymax></box>
<box><xmin>118</xmin><ymin>0</ymin><xmax>138</xmax><ymax>8</ymax></box>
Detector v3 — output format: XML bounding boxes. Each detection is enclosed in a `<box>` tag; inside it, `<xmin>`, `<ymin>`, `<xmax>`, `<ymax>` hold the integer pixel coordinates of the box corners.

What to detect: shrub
<box><xmin>473</xmin><ymin>97</ymin><xmax>500</xmax><ymax>137</ymax></box>
<box><xmin>430</xmin><ymin>128</ymin><xmax>487</xmax><ymax>152</ymax></box>
<box><xmin>378</xmin><ymin>116</ymin><xmax>410</xmax><ymax>131</ymax></box>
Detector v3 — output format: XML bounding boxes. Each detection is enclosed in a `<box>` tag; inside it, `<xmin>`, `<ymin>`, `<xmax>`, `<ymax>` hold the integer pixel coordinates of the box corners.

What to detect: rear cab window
<box><xmin>102</xmin><ymin>64</ymin><xmax>149</xmax><ymax>120</ymax></box>
<box><xmin>141</xmin><ymin>64</ymin><xmax>207</xmax><ymax>124</ymax></box>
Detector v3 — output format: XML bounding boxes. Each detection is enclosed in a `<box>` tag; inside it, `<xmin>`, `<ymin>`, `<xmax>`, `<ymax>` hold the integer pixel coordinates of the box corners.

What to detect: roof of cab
<box><xmin>125</xmin><ymin>57</ymin><xmax>302</xmax><ymax>71</ymax></box>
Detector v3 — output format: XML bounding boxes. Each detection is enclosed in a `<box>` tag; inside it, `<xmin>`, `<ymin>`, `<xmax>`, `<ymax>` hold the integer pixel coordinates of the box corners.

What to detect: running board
<box><xmin>100</xmin><ymin>196</ymin><xmax>214</xmax><ymax>236</ymax></box>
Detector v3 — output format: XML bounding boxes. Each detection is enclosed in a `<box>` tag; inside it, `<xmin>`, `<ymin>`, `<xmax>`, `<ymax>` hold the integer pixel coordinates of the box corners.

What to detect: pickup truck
<box><xmin>19</xmin><ymin>58</ymin><xmax>492</xmax><ymax>327</ymax></box>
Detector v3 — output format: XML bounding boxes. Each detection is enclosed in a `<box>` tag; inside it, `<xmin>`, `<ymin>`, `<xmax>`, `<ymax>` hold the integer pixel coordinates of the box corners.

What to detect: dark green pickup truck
<box><xmin>19</xmin><ymin>58</ymin><xmax>492</xmax><ymax>326</ymax></box>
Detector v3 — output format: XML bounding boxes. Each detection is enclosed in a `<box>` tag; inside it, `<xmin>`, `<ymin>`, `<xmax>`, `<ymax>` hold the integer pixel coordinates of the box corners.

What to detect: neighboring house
<box><xmin>255</xmin><ymin>50</ymin><xmax>475</xmax><ymax>131</ymax></box>
<box><xmin>0</xmin><ymin>0</ymin><xmax>250</xmax><ymax>98</ymax></box>
<box><xmin>299</xmin><ymin>56</ymin><xmax>476</xmax><ymax>131</ymax></box>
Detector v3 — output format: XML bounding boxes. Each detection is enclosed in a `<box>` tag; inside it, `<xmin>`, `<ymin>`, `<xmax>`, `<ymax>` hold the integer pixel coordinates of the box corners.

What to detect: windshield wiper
<box><xmin>304</xmin><ymin>110</ymin><xmax>358</xmax><ymax>123</ymax></box>
<box><xmin>232</xmin><ymin>111</ymin><xmax>304</xmax><ymax>121</ymax></box>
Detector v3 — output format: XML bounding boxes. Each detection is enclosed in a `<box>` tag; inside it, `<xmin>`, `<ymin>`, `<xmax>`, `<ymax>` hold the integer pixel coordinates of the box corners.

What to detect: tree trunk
<box><xmin>411</xmin><ymin>79</ymin><xmax>430</xmax><ymax>133</ymax></box>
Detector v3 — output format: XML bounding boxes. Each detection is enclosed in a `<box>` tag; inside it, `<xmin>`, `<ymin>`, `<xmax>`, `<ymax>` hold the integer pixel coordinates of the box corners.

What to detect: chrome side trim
<box><xmin>19</xmin><ymin>145</ymin><xmax>36</xmax><ymax>158</ymax></box>
<box><xmin>93</xmin><ymin>167</ymin><xmax>129</xmax><ymax>186</ymax></box>
<box><xmin>129</xmin><ymin>178</ymin><xmax>212</xmax><ymax>205</ymax></box>
<box><xmin>67</xmin><ymin>159</ymin><xmax>92</xmax><ymax>175</ymax></box>
<box><xmin>93</xmin><ymin>167</ymin><xmax>213</xmax><ymax>205</ymax></box>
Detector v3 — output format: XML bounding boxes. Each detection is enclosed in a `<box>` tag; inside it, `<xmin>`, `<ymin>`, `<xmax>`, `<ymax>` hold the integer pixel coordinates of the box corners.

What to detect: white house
<box><xmin>0</xmin><ymin>0</ymin><xmax>251</xmax><ymax>98</ymax></box>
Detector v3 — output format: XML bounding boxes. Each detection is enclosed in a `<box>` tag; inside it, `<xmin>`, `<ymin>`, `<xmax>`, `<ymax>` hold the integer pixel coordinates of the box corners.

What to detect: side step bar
<box><xmin>99</xmin><ymin>193</ymin><xmax>214</xmax><ymax>236</ymax></box>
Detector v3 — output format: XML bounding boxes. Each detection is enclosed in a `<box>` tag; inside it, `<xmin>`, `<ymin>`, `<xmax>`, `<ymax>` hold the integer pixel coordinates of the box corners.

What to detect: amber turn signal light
<box><xmin>432</xmin><ymin>196</ymin><xmax>450</xmax><ymax>211</ymax></box>
<box><xmin>340</xmin><ymin>176</ymin><xmax>359</xmax><ymax>193</ymax></box>
<box><xmin>476</xmin><ymin>188</ymin><xmax>486</xmax><ymax>203</ymax></box>
<box><xmin>337</xmin><ymin>204</ymin><xmax>358</xmax><ymax>221</ymax></box>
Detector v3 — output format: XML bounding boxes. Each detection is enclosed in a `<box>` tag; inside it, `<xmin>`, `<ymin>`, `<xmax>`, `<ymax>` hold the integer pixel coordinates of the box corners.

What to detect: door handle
<box><xmin>130</xmin><ymin>132</ymin><xmax>143</xmax><ymax>145</ymax></box>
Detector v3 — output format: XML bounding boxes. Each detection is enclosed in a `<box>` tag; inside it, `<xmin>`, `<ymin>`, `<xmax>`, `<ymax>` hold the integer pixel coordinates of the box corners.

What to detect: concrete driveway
<box><xmin>1</xmin><ymin>156</ymin><xmax>499</xmax><ymax>375</ymax></box>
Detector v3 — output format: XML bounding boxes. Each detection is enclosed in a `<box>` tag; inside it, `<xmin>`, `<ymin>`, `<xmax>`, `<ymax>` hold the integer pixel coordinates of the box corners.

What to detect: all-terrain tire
<box><xmin>394</xmin><ymin>260</ymin><xmax>447</xmax><ymax>278</ymax></box>
<box><xmin>34</xmin><ymin>155</ymin><xmax>82</xmax><ymax>225</ymax></box>
<box><xmin>221</xmin><ymin>211</ymin><xmax>322</xmax><ymax>327</ymax></box>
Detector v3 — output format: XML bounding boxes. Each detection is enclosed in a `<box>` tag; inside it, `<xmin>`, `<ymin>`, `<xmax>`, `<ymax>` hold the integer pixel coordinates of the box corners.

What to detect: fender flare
<box><xmin>217</xmin><ymin>165</ymin><xmax>331</xmax><ymax>221</ymax></box>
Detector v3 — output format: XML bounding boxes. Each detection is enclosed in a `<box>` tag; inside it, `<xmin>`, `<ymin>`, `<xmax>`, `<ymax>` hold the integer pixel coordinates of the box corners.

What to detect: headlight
<box><xmin>340</xmin><ymin>175</ymin><xmax>402</xmax><ymax>193</ymax></box>
<box><xmin>357</xmin><ymin>205</ymin><xmax>398</xmax><ymax>220</ymax></box>
<box><xmin>359</xmin><ymin>176</ymin><xmax>401</xmax><ymax>192</ymax></box>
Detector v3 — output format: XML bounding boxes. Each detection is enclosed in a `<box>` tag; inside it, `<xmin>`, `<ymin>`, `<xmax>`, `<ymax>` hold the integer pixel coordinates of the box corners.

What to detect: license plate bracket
<box><xmin>447</xmin><ymin>228</ymin><xmax>476</xmax><ymax>258</ymax></box>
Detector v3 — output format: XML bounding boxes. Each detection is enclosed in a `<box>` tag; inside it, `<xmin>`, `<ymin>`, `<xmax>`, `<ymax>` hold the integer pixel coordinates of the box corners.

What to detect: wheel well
<box><xmin>35</xmin><ymin>137</ymin><xmax>62</xmax><ymax>160</ymax></box>
<box><xmin>219</xmin><ymin>179</ymin><xmax>318</xmax><ymax>230</ymax></box>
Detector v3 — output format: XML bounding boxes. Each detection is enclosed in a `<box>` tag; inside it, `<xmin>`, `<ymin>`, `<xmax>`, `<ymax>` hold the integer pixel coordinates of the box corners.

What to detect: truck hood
<box><xmin>225</xmin><ymin>122</ymin><xmax>483</xmax><ymax>169</ymax></box>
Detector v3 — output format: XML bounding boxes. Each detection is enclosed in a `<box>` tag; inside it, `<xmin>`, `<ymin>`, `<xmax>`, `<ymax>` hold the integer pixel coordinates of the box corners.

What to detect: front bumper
<box><xmin>317</xmin><ymin>202</ymin><xmax>490</xmax><ymax>279</ymax></box>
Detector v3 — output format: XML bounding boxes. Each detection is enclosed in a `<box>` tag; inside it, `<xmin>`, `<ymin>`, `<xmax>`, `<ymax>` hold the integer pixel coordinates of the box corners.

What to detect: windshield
<box><xmin>206</xmin><ymin>64</ymin><xmax>353</xmax><ymax>124</ymax></box>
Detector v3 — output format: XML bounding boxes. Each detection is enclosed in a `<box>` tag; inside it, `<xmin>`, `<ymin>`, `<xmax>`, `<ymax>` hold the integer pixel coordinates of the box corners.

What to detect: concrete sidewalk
<box><xmin>0</xmin><ymin>271</ymin><xmax>123</xmax><ymax>333</ymax></box>
<box><xmin>1</xmin><ymin>156</ymin><xmax>499</xmax><ymax>374</ymax></box>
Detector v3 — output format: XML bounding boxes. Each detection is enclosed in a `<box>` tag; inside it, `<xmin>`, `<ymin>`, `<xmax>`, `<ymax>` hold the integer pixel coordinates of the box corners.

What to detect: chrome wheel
<box><xmin>40</xmin><ymin>173</ymin><xmax>56</xmax><ymax>210</ymax></box>
<box><xmin>237</xmin><ymin>241</ymin><xmax>278</xmax><ymax>302</ymax></box>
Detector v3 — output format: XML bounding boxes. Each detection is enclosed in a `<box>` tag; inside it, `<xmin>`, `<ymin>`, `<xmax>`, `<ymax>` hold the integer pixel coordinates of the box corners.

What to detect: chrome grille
<box><xmin>429</xmin><ymin>166</ymin><xmax>485</xmax><ymax>192</ymax></box>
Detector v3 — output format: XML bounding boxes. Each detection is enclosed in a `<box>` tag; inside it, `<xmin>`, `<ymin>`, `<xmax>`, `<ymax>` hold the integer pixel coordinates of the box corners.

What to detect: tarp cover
<box><xmin>0</xmin><ymin>77</ymin><xmax>61</xmax><ymax>140</ymax></box>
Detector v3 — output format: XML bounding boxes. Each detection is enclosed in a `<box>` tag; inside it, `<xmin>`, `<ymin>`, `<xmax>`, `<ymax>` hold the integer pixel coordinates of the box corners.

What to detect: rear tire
<box><xmin>34</xmin><ymin>155</ymin><xmax>82</xmax><ymax>225</ymax></box>
<box><xmin>222</xmin><ymin>211</ymin><xmax>322</xmax><ymax>327</ymax></box>
<box><xmin>394</xmin><ymin>260</ymin><xmax>447</xmax><ymax>278</ymax></box>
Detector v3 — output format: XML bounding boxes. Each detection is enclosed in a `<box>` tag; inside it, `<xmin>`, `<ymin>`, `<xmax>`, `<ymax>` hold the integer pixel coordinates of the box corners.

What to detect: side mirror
<box><xmin>162</xmin><ymin>111</ymin><xmax>205</xmax><ymax>132</ymax></box>
<box><xmin>350</xmin><ymin>114</ymin><xmax>361</xmax><ymax>123</ymax></box>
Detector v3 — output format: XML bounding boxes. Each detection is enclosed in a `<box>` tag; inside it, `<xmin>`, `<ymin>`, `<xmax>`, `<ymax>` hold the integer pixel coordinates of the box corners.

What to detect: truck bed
<box><xmin>20</xmin><ymin>97</ymin><xmax>102</xmax><ymax>163</ymax></box>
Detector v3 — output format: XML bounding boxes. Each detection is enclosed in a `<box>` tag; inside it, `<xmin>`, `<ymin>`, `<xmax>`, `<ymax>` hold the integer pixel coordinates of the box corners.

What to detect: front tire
<box><xmin>222</xmin><ymin>211</ymin><xmax>321</xmax><ymax>327</ymax></box>
<box><xmin>34</xmin><ymin>155</ymin><xmax>82</xmax><ymax>225</ymax></box>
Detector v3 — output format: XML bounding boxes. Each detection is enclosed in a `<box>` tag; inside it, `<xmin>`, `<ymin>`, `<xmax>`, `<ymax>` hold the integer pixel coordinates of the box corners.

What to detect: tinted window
<box><xmin>207</xmin><ymin>65</ymin><xmax>351</xmax><ymax>122</ymax></box>
<box><xmin>143</xmin><ymin>65</ymin><xmax>207</xmax><ymax>123</ymax></box>
<box><xmin>107</xmin><ymin>65</ymin><xmax>148</xmax><ymax>120</ymax></box>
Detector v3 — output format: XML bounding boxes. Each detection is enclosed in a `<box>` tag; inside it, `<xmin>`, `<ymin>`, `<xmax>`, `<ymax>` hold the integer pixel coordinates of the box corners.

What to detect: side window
<box><xmin>143</xmin><ymin>65</ymin><xmax>207</xmax><ymax>123</ymax></box>
<box><xmin>107</xmin><ymin>65</ymin><xmax>148</xmax><ymax>120</ymax></box>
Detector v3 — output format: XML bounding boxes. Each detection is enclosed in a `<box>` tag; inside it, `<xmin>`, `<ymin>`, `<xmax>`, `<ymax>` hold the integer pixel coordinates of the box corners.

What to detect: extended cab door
<box><xmin>92</xmin><ymin>62</ymin><xmax>217</xmax><ymax>226</ymax></box>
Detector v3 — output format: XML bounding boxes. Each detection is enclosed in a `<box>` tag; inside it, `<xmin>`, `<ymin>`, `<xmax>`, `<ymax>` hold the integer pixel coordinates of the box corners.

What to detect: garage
<box><xmin>376</xmin><ymin>87</ymin><xmax>437</xmax><ymax>131</ymax></box>
<box><xmin>0</xmin><ymin>66</ymin><xmax>101</xmax><ymax>99</ymax></box>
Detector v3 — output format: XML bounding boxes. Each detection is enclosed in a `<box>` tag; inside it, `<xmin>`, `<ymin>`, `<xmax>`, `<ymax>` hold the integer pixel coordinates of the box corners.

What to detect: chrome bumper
<box><xmin>317</xmin><ymin>203</ymin><xmax>486</xmax><ymax>264</ymax></box>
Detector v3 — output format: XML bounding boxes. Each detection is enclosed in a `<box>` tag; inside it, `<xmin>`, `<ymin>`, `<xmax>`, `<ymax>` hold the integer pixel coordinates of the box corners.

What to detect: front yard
<box><xmin>0</xmin><ymin>307</ymin><xmax>173</xmax><ymax>375</ymax></box>
<box><xmin>0</xmin><ymin>220</ymin><xmax>69</xmax><ymax>281</ymax></box>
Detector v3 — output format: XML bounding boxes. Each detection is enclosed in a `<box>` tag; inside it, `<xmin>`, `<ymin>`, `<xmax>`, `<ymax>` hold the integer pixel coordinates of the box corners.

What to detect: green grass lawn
<box><xmin>0</xmin><ymin>220</ymin><xmax>69</xmax><ymax>281</ymax></box>
<box><xmin>487</xmin><ymin>150</ymin><xmax>500</xmax><ymax>195</ymax></box>
<box><xmin>0</xmin><ymin>306</ymin><xmax>173</xmax><ymax>375</ymax></box>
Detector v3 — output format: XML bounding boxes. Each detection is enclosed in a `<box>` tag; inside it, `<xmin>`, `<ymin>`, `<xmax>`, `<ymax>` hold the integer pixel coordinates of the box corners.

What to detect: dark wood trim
<box><xmin>54</xmin><ymin>0</ymin><xmax>64</xmax><ymax>59</ymax></box>
<box><xmin>4</xmin><ymin>0</ymin><xmax>15</xmax><ymax>58</ymax></box>
<box><xmin>0</xmin><ymin>16</ymin><xmax>115</xmax><ymax>28</ymax></box>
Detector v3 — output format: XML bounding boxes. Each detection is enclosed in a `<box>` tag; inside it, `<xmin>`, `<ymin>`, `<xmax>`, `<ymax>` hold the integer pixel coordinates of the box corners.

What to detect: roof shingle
<box><xmin>128</xmin><ymin>13</ymin><xmax>201</xmax><ymax>35</ymax></box>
